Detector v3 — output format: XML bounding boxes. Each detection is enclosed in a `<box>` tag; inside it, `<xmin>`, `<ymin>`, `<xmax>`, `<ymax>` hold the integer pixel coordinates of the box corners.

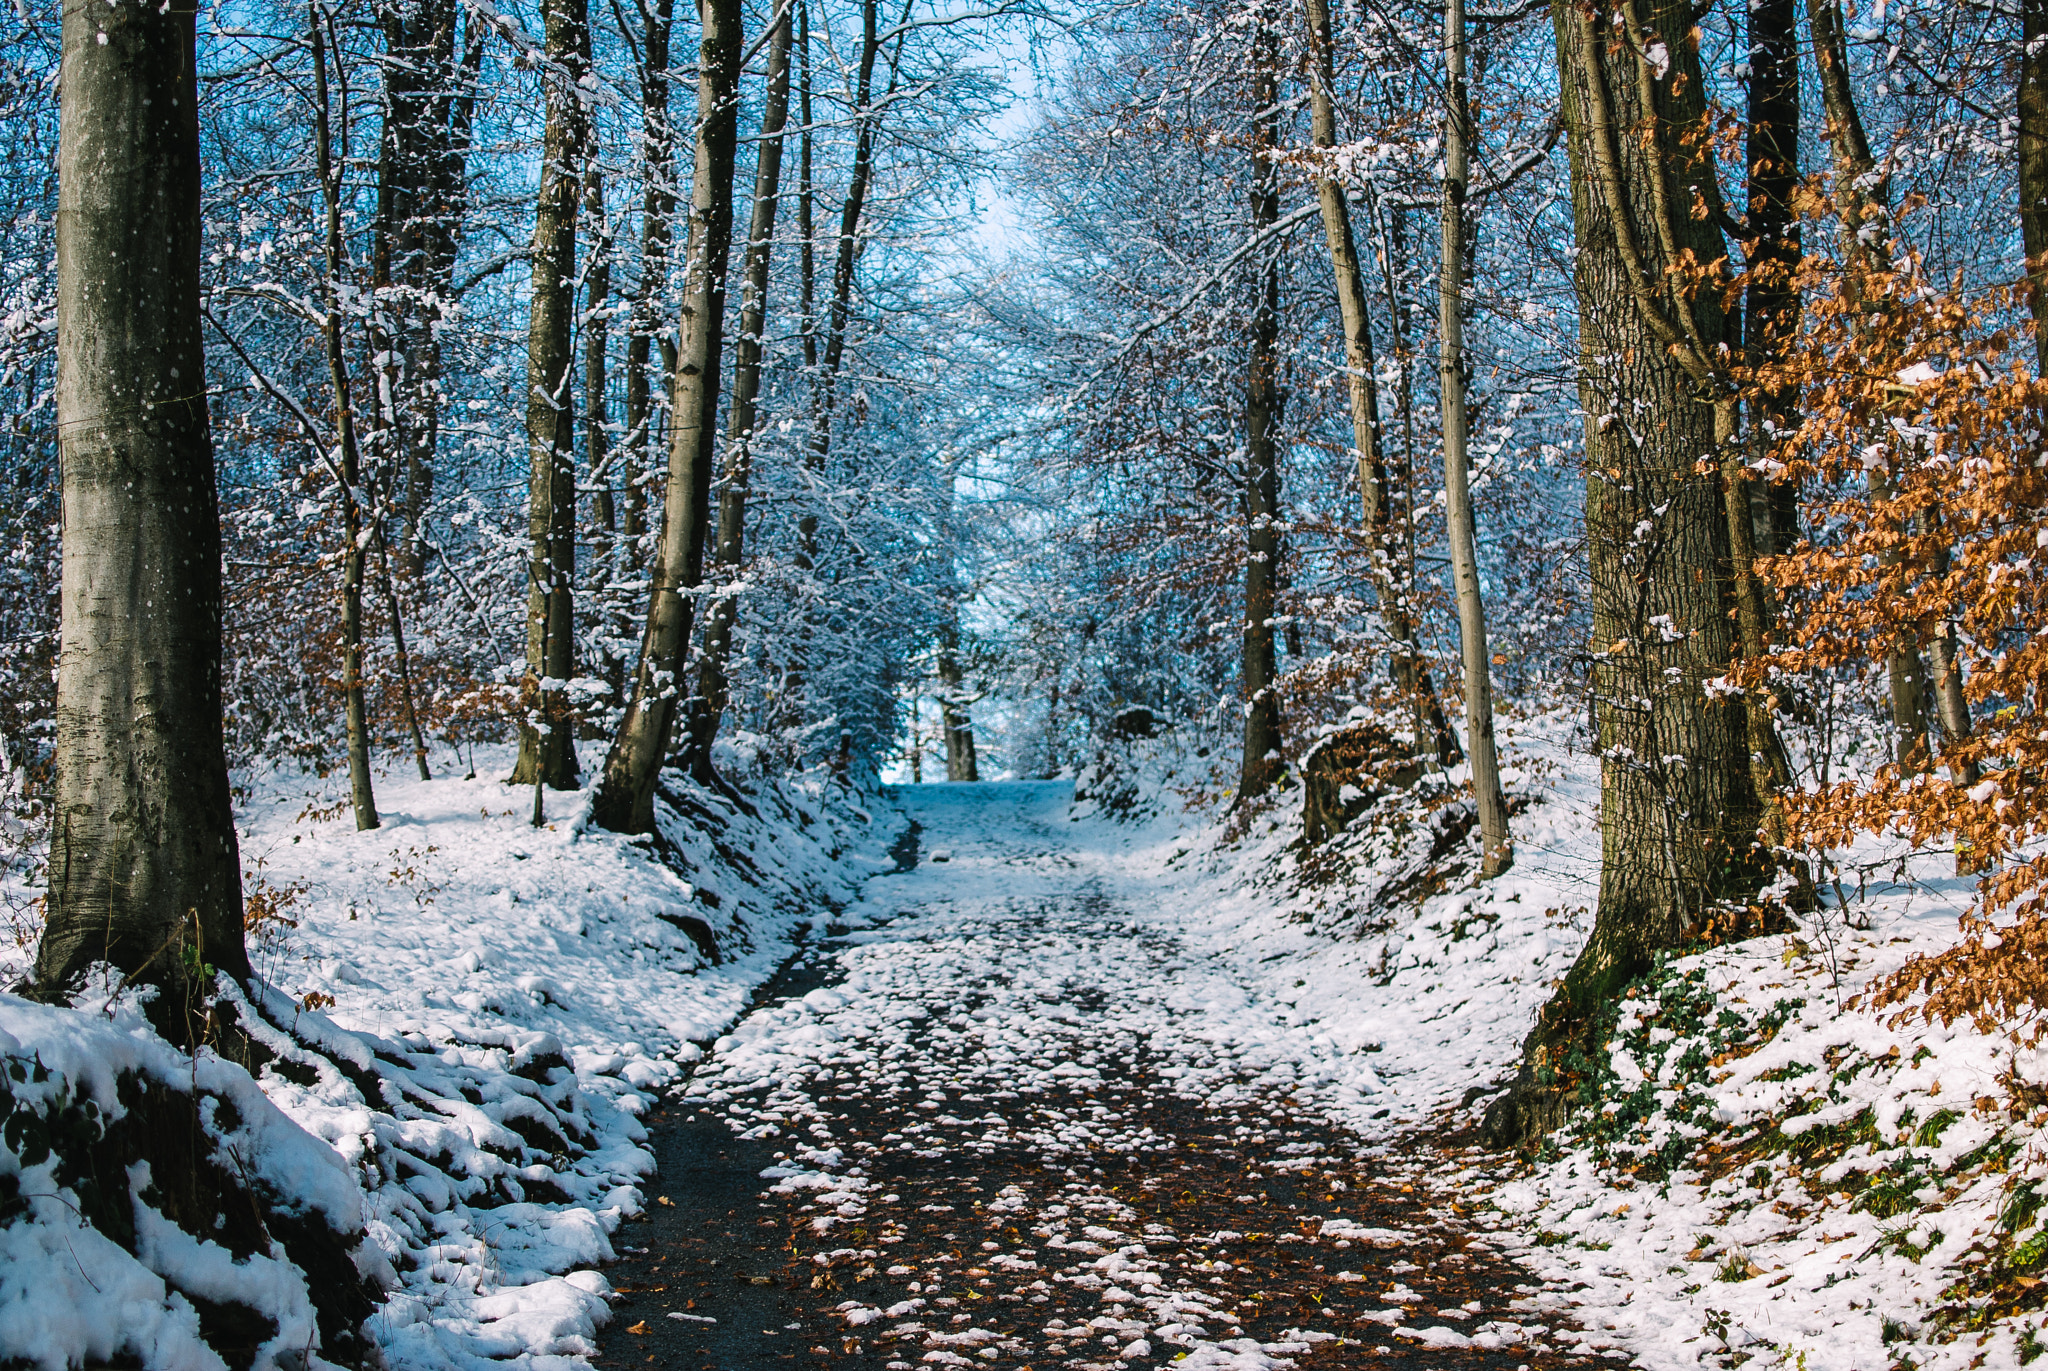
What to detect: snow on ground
<box><xmin>5</xmin><ymin>709</ymin><xmax>2038</xmax><ymax>1371</ymax></box>
<box><xmin>1070</xmin><ymin>708</ymin><xmax>2048</xmax><ymax>1371</ymax></box>
<box><xmin>0</xmin><ymin>750</ymin><xmax>888</xmax><ymax>1371</ymax></box>
<box><xmin>665</xmin><ymin>778</ymin><xmax>1593</xmax><ymax>1368</ymax></box>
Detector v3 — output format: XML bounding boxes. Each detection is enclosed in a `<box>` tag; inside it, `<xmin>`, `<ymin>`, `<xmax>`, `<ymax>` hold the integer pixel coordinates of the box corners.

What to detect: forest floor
<box><xmin>594</xmin><ymin>782</ymin><xmax>1612</xmax><ymax>1371</ymax></box>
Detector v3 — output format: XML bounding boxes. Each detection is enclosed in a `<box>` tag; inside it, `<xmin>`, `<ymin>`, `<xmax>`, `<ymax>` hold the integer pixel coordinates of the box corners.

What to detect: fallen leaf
<box><xmin>626</xmin><ymin>1321</ymin><xmax>651</xmax><ymax>1336</ymax></box>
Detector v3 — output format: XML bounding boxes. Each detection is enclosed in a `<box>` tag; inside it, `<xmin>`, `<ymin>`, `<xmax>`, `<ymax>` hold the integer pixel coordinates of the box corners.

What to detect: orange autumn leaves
<box><xmin>1741</xmin><ymin>219</ymin><xmax>2048</xmax><ymax>1037</ymax></box>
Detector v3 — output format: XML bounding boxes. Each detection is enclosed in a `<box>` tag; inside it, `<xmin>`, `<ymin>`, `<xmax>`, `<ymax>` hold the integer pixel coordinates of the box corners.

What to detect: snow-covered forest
<box><xmin>2</xmin><ymin>0</ymin><xmax>2046</xmax><ymax>1365</ymax></box>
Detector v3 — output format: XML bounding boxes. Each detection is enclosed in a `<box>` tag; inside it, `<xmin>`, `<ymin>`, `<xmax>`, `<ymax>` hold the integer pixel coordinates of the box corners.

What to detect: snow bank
<box><xmin>1096</xmin><ymin>705</ymin><xmax>2048</xmax><ymax>1371</ymax></box>
<box><xmin>0</xmin><ymin>755</ymin><xmax>887</xmax><ymax>1370</ymax></box>
<box><xmin>0</xmin><ymin>995</ymin><xmax>376</xmax><ymax>1371</ymax></box>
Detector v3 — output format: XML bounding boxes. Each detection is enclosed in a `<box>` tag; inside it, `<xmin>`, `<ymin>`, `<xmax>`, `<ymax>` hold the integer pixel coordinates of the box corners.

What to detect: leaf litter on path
<box><xmin>597</xmin><ymin>784</ymin><xmax>1621</xmax><ymax>1371</ymax></box>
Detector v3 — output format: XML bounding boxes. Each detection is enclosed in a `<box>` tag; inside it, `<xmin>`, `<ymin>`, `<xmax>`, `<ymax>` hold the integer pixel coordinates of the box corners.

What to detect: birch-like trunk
<box><xmin>36</xmin><ymin>0</ymin><xmax>250</xmax><ymax>1006</ymax></box>
<box><xmin>1436</xmin><ymin>0</ymin><xmax>1511</xmax><ymax>877</ymax></box>
<box><xmin>592</xmin><ymin>0</ymin><xmax>744</xmax><ymax>832</ymax></box>
<box><xmin>510</xmin><ymin>0</ymin><xmax>590</xmax><ymax>790</ymax></box>
<box><xmin>685</xmin><ymin>6</ymin><xmax>793</xmax><ymax>783</ymax></box>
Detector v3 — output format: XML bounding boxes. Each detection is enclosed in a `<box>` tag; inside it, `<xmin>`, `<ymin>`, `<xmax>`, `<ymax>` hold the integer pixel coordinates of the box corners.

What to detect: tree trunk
<box><xmin>937</xmin><ymin>627</ymin><xmax>979</xmax><ymax>783</ymax></box>
<box><xmin>1437</xmin><ymin>0</ymin><xmax>1511</xmax><ymax>878</ymax></box>
<box><xmin>311</xmin><ymin>6</ymin><xmax>381</xmax><ymax>834</ymax></box>
<box><xmin>621</xmin><ymin>0</ymin><xmax>675</xmax><ymax>577</ymax></box>
<box><xmin>36</xmin><ymin>0</ymin><xmax>250</xmax><ymax>1008</ymax></box>
<box><xmin>1300</xmin><ymin>0</ymin><xmax>1460</xmax><ymax>769</ymax></box>
<box><xmin>1746</xmin><ymin>0</ymin><xmax>1800</xmax><ymax>556</ymax></box>
<box><xmin>510</xmin><ymin>0</ymin><xmax>590</xmax><ymax>790</ymax></box>
<box><xmin>685</xmin><ymin>5</ymin><xmax>793</xmax><ymax>783</ymax></box>
<box><xmin>780</xmin><ymin>0</ymin><xmax>899</xmax><ymax>742</ymax></box>
<box><xmin>796</xmin><ymin>0</ymin><xmax>891</xmax><ymax>565</ymax></box>
<box><xmin>1484</xmin><ymin>0</ymin><xmax>1762</xmax><ymax>1149</ymax></box>
<box><xmin>591</xmin><ymin>0</ymin><xmax>744</xmax><ymax>832</ymax></box>
<box><xmin>372</xmin><ymin>0</ymin><xmax>482</xmax><ymax>575</ymax></box>
<box><xmin>585</xmin><ymin>164</ymin><xmax>623</xmax><ymax>705</ymax></box>
<box><xmin>798</xmin><ymin>0</ymin><xmax>817</xmax><ymax>373</ymax></box>
<box><xmin>1235</xmin><ymin>25</ymin><xmax>1284</xmax><ymax>803</ymax></box>
<box><xmin>2025</xmin><ymin>0</ymin><xmax>2048</xmax><ymax>374</ymax></box>
<box><xmin>374</xmin><ymin>529</ymin><xmax>433</xmax><ymax>780</ymax></box>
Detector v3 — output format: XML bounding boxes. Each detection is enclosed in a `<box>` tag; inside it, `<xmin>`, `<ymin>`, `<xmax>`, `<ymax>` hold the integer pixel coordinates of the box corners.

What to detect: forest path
<box><xmin>596</xmin><ymin>782</ymin><xmax>1605</xmax><ymax>1371</ymax></box>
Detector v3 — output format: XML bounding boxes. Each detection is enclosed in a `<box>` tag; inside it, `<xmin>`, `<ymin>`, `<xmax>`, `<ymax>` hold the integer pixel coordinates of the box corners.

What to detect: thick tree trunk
<box><xmin>686</xmin><ymin>6</ymin><xmax>793</xmax><ymax>783</ymax></box>
<box><xmin>510</xmin><ymin>0</ymin><xmax>591</xmax><ymax>790</ymax></box>
<box><xmin>311</xmin><ymin>7</ymin><xmax>381</xmax><ymax>834</ymax></box>
<box><xmin>621</xmin><ymin>0</ymin><xmax>674</xmax><ymax>577</ymax></box>
<box><xmin>591</xmin><ymin>0</ymin><xmax>744</xmax><ymax>832</ymax></box>
<box><xmin>1484</xmin><ymin>0</ymin><xmax>1763</xmax><ymax>1149</ymax></box>
<box><xmin>1299</xmin><ymin>0</ymin><xmax>1460</xmax><ymax>769</ymax></box>
<box><xmin>35</xmin><ymin>0</ymin><xmax>250</xmax><ymax>1007</ymax></box>
<box><xmin>1236</xmin><ymin>28</ymin><xmax>1284</xmax><ymax>803</ymax></box>
<box><xmin>1436</xmin><ymin>0</ymin><xmax>1511</xmax><ymax>878</ymax></box>
<box><xmin>2026</xmin><ymin>0</ymin><xmax>2048</xmax><ymax>374</ymax></box>
<box><xmin>372</xmin><ymin>0</ymin><xmax>482</xmax><ymax>575</ymax></box>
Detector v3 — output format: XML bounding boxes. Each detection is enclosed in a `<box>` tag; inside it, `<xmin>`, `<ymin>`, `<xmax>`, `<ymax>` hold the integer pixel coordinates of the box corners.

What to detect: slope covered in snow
<box><xmin>1084</xmin><ymin>709</ymin><xmax>2045</xmax><ymax>1371</ymax></box>
<box><xmin>0</xmin><ymin>753</ymin><xmax>888</xmax><ymax>1371</ymax></box>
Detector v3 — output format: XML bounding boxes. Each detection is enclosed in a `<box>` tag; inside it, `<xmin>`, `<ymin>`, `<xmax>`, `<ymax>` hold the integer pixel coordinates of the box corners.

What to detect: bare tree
<box><xmin>511</xmin><ymin>0</ymin><xmax>593</xmax><ymax>790</ymax></box>
<box><xmin>1435</xmin><ymin>0</ymin><xmax>1509</xmax><ymax>876</ymax></box>
<box><xmin>1235</xmin><ymin>17</ymin><xmax>1284</xmax><ymax>803</ymax></box>
<box><xmin>593</xmin><ymin>0</ymin><xmax>746</xmax><ymax>832</ymax></box>
<box><xmin>312</xmin><ymin>3</ymin><xmax>382</xmax><ymax>831</ymax></box>
<box><xmin>34</xmin><ymin>0</ymin><xmax>250</xmax><ymax>1011</ymax></box>
<box><xmin>686</xmin><ymin>4</ymin><xmax>795</xmax><ymax>783</ymax></box>
<box><xmin>620</xmin><ymin>0</ymin><xmax>677</xmax><ymax>574</ymax></box>
<box><xmin>1300</xmin><ymin>0</ymin><xmax>1460</xmax><ymax>769</ymax></box>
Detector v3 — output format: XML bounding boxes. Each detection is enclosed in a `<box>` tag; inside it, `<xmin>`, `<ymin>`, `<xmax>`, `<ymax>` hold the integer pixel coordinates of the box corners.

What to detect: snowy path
<box><xmin>598</xmin><ymin>782</ymin><xmax>1603</xmax><ymax>1371</ymax></box>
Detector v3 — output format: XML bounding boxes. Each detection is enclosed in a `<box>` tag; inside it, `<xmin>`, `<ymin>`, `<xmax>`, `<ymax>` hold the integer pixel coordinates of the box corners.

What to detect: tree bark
<box><xmin>1746</xmin><ymin>0</ymin><xmax>1800</xmax><ymax>556</ymax></box>
<box><xmin>371</xmin><ymin>0</ymin><xmax>482</xmax><ymax>575</ymax></box>
<box><xmin>1235</xmin><ymin>23</ymin><xmax>1285</xmax><ymax>803</ymax></box>
<box><xmin>312</xmin><ymin>5</ymin><xmax>381</xmax><ymax>834</ymax></box>
<box><xmin>36</xmin><ymin>0</ymin><xmax>250</xmax><ymax>1007</ymax></box>
<box><xmin>1299</xmin><ymin>0</ymin><xmax>1460</xmax><ymax>769</ymax></box>
<box><xmin>510</xmin><ymin>0</ymin><xmax>591</xmax><ymax>790</ymax></box>
<box><xmin>938</xmin><ymin>625</ymin><xmax>980</xmax><ymax>783</ymax></box>
<box><xmin>591</xmin><ymin>0</ymin><xmax>744</xmax><ymax>832</ymax></box>
<box><xmin>621</xmin><ymin>0</ymin><xmax>675</xmax><ymax>577</ymax></box>
<box><xmin>1484</xmin><ymin>0</ymin><xmax>1763</xmax><ymax>1149</ymax></box>
<box><xmin>685</xmin><ymin>5</ymin><xmax>793</xmax><ymax>783</ymax></box>
<box><xmin>1437</xmin><ymin>0</ymin><xmax>1512</xmax><ymax>877</ymax></box>
<box><xmin>585</xmin><ymin>164</ymin><xmax>625</xmax><ymax>705</ymax></box>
